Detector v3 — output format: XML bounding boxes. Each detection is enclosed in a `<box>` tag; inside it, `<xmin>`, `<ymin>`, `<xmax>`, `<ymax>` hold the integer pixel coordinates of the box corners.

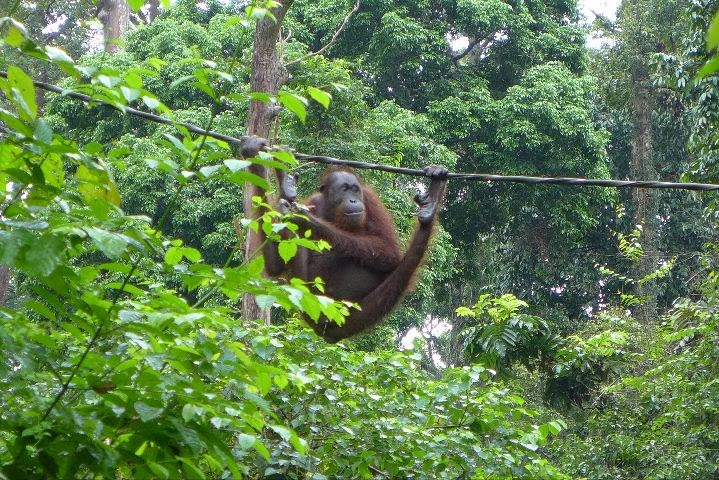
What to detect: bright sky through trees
<box><xmin>580</xmin><ymin>0</ymin><xmax>620</xmax><ymax>21</ymax></box>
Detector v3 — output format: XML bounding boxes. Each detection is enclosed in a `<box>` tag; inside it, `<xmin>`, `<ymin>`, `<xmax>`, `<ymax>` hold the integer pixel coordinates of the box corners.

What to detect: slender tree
<box><xmin>616</xmin><ymin>0</ymin><xmax>684</xmax><ymax>323</ymax></box>
<box><xmin>98</xmin><ymin>0</ymin><xmax>130</xmax><ymax>53</ymax></box>
<box><xmin>242</xmin><ymin>0</ymin><xmax>294</xmax><ymax>323</ymax></box>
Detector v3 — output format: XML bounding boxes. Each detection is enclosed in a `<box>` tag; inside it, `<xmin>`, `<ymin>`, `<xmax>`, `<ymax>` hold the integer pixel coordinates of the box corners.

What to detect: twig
<box><xmin>285</xmin><ymin>0</ymin><xmax>360</xmax><ymax>66</ymax></box>
<box><xmin>368</xmin><ymin>465</ymin><xmax>390</xmax><ymax>478</ymax></box>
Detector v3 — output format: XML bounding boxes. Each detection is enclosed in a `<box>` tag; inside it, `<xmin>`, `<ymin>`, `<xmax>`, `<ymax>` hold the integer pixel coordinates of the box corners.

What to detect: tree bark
<box><xmin>630</xmin><ymin>71</ymin><xmax>658</xmax><ymax>325</ymax></box>
<box><xmin>146</xmin><ymin>0</ymin><xmax>160</xmax><ymax>23</ymax></box>
<box><xmin>241</xmin><ymin>1</ymin><xmax>293</xmax><ymax>324</ymax></box>
<box><xmin>99</xmin><ymin>0</ymin><xmax>130</xmax><ymax>54</ymax></box>
<box><xmin>0</xmin><ymin>266</ymin><xmax>11</xmax><ymax>306</ymax></box>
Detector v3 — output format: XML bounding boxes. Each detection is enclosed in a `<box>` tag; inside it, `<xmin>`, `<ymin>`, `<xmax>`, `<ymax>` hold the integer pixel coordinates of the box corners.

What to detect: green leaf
<box><xmin>224</xmin><ymin>159</ymin><xmax>252</xmax><ymax>172</ymax></box>
<box><xmin>163</xmin><ymin>134</ymin><xmax>190</xmax><ymax>155</ymax></box>
<box><xmin>256</xmin><ymin>371</ymin><xmax>272</xmax><ymax>395</ymax></box>
<box><xmin>249</xmin><ymin>92</ymin><xmax>273</xmax><ymax>103</ymax></box>
<box><xmin>252</xmin><ymin>152</ymin><xmax>294</xmax><ymax>170</ymax></box>
<box><xmin>134</xmin><ymin>401</ymin><xmax>164</xmax><ymax>422</ymax></box>
<box><xmin>40</xmin><ymin>155</ymin><xmax>64</xmax><ymax>189</ymax></box>
<box><xmin>165</xmin><ymin>246</ymin><xmax>183</xmax><ymax>266</ymax></box>
<box><xmin>192</xmin><ymin>81</ymin><xmax>218</xmax><ymax>100</ymax></box>
<box><xmin>709</xmin><ymin>12</ymin><xmax>719</xmax><ymax>50</ymax></box>
<box><xmin>256</xmin><ymin>295</ymin><xmax>276</xmax><ymax>309</ymax></box>
<box><xmin>127</xmin><ymin>0</ymin><xmax>144</xmax><ymax>12</ymax></box>
<box><xmin>698</xmin><ymin>55</ymin><xmax>719</xmax><ymax>79</ymax></box>
<box><xmin>86</xmin><ymin>228</ymin><xmax>131</xmax><ymax>259</ymax></box>
<box><xmin>147</xmin><ymin>461</ymin><xmax>170</xmax><ymax>480</ymax></box>
<box><xmin>182</xmin><ymin>247</ymin><xmax>202</xmax><ymax>263</ymax></box>
<box><xmin>135</xmin><ymin>441</ymin><xmax>149</xmax><ymax>456</ymax></box>
<box><xmin>120</xmin><ymin>86</ymin><xmax>140</xmax><ymax>102</ymax></box>
<box><xmin>170</xmin><ymin>75</ymin><xmax>195</xmax><ymax>88</ymax></box>
<box><xmin>278</xmin><ymin>242</ymin><xmax>297</xmax><ymax>263</ymax></box>
<box><xmin>24</xmin><ymin>236</ymin><xmax>65</xmax><ymax>277</ymax></box>
<box><xmin>278</xmin><ymin>92</ymin><xmax>308</xmax><ymax>123</ymax></box>
<box><xmin>76</xmin><ymin>163</ymin><xmax>121</xmax><ymax>206</ymax></box>
<box><xmin>307</xmin><ymin>86</ymin><xmax>332</xmax><ymax>109</ymax></box>
<box><xmin>274</xmin><ymin>375</ymin><xmax>289</xmax><ymax>389</ymax></box>
<box><xmin>237</xmin><ymin>433</ymin><xmax>256</xmax><ymax>450</ymax></box>
<box><xmin>547</xmin><ymin>420</ymin><xmax>564</xmax><ymax>435</ymax></box>
<box><xmin>176</xmin><ymin>457</ymin><xmax>206</xmax><ymax>479</ymax></box>
<box><xmin>228</xmin><ymin>170</ymin><xmax>270</xmax><ymax>190</ymax></box>
<box><xmin>97</xmin><ymin>74</ymin><xmax>120</xmax><ymax>88</ymax></box>
<box><xmin>5</xmin><ymin>22</ymin><xmax>28</xmax><ymax>47</ymax></box>
<box><xmin>270</xmin><ymin>425</ymin><xmax>292</xmax><ymax>442</ymax></box>
<box><xmin>199</xmin><ymin>164</ymin><xmax>223</xmax><ymax>178</ymax></box>
<box><xmin>2</xmin><ymin>219</ymin><xmax>48</xmax><ymax>229</ymax></box>
<box><xmin>45</xmin><ymin>46</ymin><xmax>74</xmax><ymax>65</ymax></box>
<box><xmin>253</xmin><ymin>440</ymin><xmax>271</xmax><ymax>461</ymax></box>
<box><xmin>182</xmin><ymin>403</ymin><xmax>198</xmax><ymax>422</ymax></box>
<box><xmin>455</xmin><ymin>306</ymin><xmax>475</xmax><ymax>317</ymax></box>
<box><xmin>270</xmin><ymin>149</ymin><xmax>297</xmax><ymax>165</ymax></box>
<box><xmin>25</xmin><ymin>299</ymin><xmax>55</xmax><ymax>321</ymax></box>
<box><xmin>147</xmin><ymin>57</ymin><xmax>167</xmax><ymax>70</ymax></box>
<box><xmin>143</xmin><ymin>96</ymin><xmax>161</xmax><ymax>110</ymax></box>
<box><xmin>33</xmin><ymin>119</ymin><xmax>53</xmax><ymax>143</ymax></box>
<box><xmin>300</xmin><ymin>295</ymin><xmax>322</xmax><ymax>321</ymax></box>
<box><xmin>290</xmin><ymin>433</ymin><xmax>308</xmax><ymax>455</ymax></box>
<box><xmin>125</xmin><ymin>72</ymin><xmax>143</xmax><ymax>88</ymax></box>
<box><xmin>8</xmin><ymin>66</ymin><xmax>37</xmax><ymax>120</ymax></box>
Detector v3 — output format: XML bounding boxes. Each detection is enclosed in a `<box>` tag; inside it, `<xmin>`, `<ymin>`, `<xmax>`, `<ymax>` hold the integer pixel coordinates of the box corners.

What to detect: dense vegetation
<box><xmin>1</xmin><ymin>0</ymin><xmax>719</xmax><ymax>478</ymax></box>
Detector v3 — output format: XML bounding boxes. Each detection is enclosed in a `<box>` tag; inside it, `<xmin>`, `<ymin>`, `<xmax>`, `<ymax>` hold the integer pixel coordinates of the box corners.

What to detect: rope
<box><xmin>3</xmin><ymin>70</ymin><xmax>718</xmax><ymax>192</ymax></box>
<box><xmin>0</xmin><ymin>71</ymin><xmax>250</xmax><ymax>145</ymax></box>
<box><xmin>293</xmin><ymin>154</ymin><xmax>719</xmax><ymax>191</ymax></box>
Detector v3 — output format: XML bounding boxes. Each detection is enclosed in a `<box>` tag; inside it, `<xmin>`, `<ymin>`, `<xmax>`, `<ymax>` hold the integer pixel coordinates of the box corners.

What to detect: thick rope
<box><xmin>3</xmin><ymin>70</ymin><xmax>718</xmax><ymax>192</ymax></box>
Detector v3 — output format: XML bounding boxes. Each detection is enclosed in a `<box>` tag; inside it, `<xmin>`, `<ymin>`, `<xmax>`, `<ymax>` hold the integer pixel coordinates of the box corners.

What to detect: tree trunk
<box><xmin>0</xmin><ymin>266</ymin><xmax>11</xmax><ymax>306</ymax></box>
<box><xmin>146</xmin><ymin>0</ymin><xmax>160</xmax><ymax>23</ymax></box>
<box><xmin>446</xmin><ymin>282</ymin><xmax>470</xmax><ymax>367</ymax></box>
<box><xmin>630</xmin><ymin>72</ymin><xmax>658</xmax><ymax>325</ymax></box>
<box><xmin>241</xmin><ymin>1</ymin><xmax>293</xmax><ymax>324</ymax></box>
<box><xmin>99</xmin><ymin>0</ymin><xmax>130</xmax><ymax>54</ymax></box>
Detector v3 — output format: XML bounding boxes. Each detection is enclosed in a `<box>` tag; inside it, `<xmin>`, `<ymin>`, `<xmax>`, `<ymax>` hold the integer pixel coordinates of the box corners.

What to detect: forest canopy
<box><xmin>2</xmin><ymin>0</ymin><xmax>719</xmax><ymax>478</ymax></box>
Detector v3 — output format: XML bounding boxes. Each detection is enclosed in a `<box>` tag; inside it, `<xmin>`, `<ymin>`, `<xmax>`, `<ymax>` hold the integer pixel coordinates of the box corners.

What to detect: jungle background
<box><xmin>2</xmin><ymin>0</ymin><xmax>719</xmax><ymax>478</ymax></box>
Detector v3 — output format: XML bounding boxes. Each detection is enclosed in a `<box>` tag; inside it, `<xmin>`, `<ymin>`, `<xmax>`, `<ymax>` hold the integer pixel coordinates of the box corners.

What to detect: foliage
<box><xmin>457</xmin><ymin>294</ymin><xmax>632</xmax><ymax>409</ymax></box>
<box><xmin>457</xmin><ymin>294</ymin><xmax>562</xmax><ymax>376</ymax></box>
<box><xmin>542</xmin><ymin>6</ymin><xmax>719</xmax><ymax>477</ymax></box>
<box><xmin>252</xmin><ymin>326</ymin><xmax>569</xmax><ymax>480</ymax></box>
<box><xmin>699</xmin><ymin>10</ymin><xmax>719</xmax><ymax>78</ymax></box>
<box><xmin>288</xmin><ymin>0</ymin><xmax>587</xmax><ymax>109</ymax></box>
<box><xmin>5</xmin><ymin>0</ymin><xmax>719</xmax><ymax>478</ymax></box>
<box><xmin>37</xmin><ymin>0</ymin><xmax>460</xmax><ymax>348</ymax></box>
<box><xmin>545</xmin><ymin>329</ymin><xmax>631</xmax><ymax>409</ymax></box>
<box><xmin>653</xmin><ymin>0</ymin><xmax>719</xmax><ymax>181</ymax></box>
<box><xmin>0</xmin><ymin>11</ymin><xmax>571</xmax><ymax>479</ymax></box>
<box><xmin>550</xmin><ymin>285</ymin><xmax>719</xmax><ymax>479</ymax></box>
<box><xmin>596</xmin><ymin>224</ymin><xmax>677</xmax><ymax>309</ymax></box>
<box><xmin>0</xmin><ymin>16</ymin><xmax>339</xmax><ymax>478</ymax></box>
<box><xmin>430</xmin><ymin>60</ymin><xmax>614</xmax><ymax>323</ymax></box>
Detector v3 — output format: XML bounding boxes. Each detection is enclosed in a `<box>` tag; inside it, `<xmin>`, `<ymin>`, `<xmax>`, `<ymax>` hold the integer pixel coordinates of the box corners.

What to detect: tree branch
<box><xmin>285</xmin><ymin>0</ymin><xmax>360</xmax><ymax>66</ymax></box>
<box><xmin>44</xmin><ymin>15</ymin><xmax>75</xmax><ymax>43</ymax></box>
<box><xmin>451</xmin><ymin>36</ymin><xmax>492</xmax><ymax>66</ymax></box>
